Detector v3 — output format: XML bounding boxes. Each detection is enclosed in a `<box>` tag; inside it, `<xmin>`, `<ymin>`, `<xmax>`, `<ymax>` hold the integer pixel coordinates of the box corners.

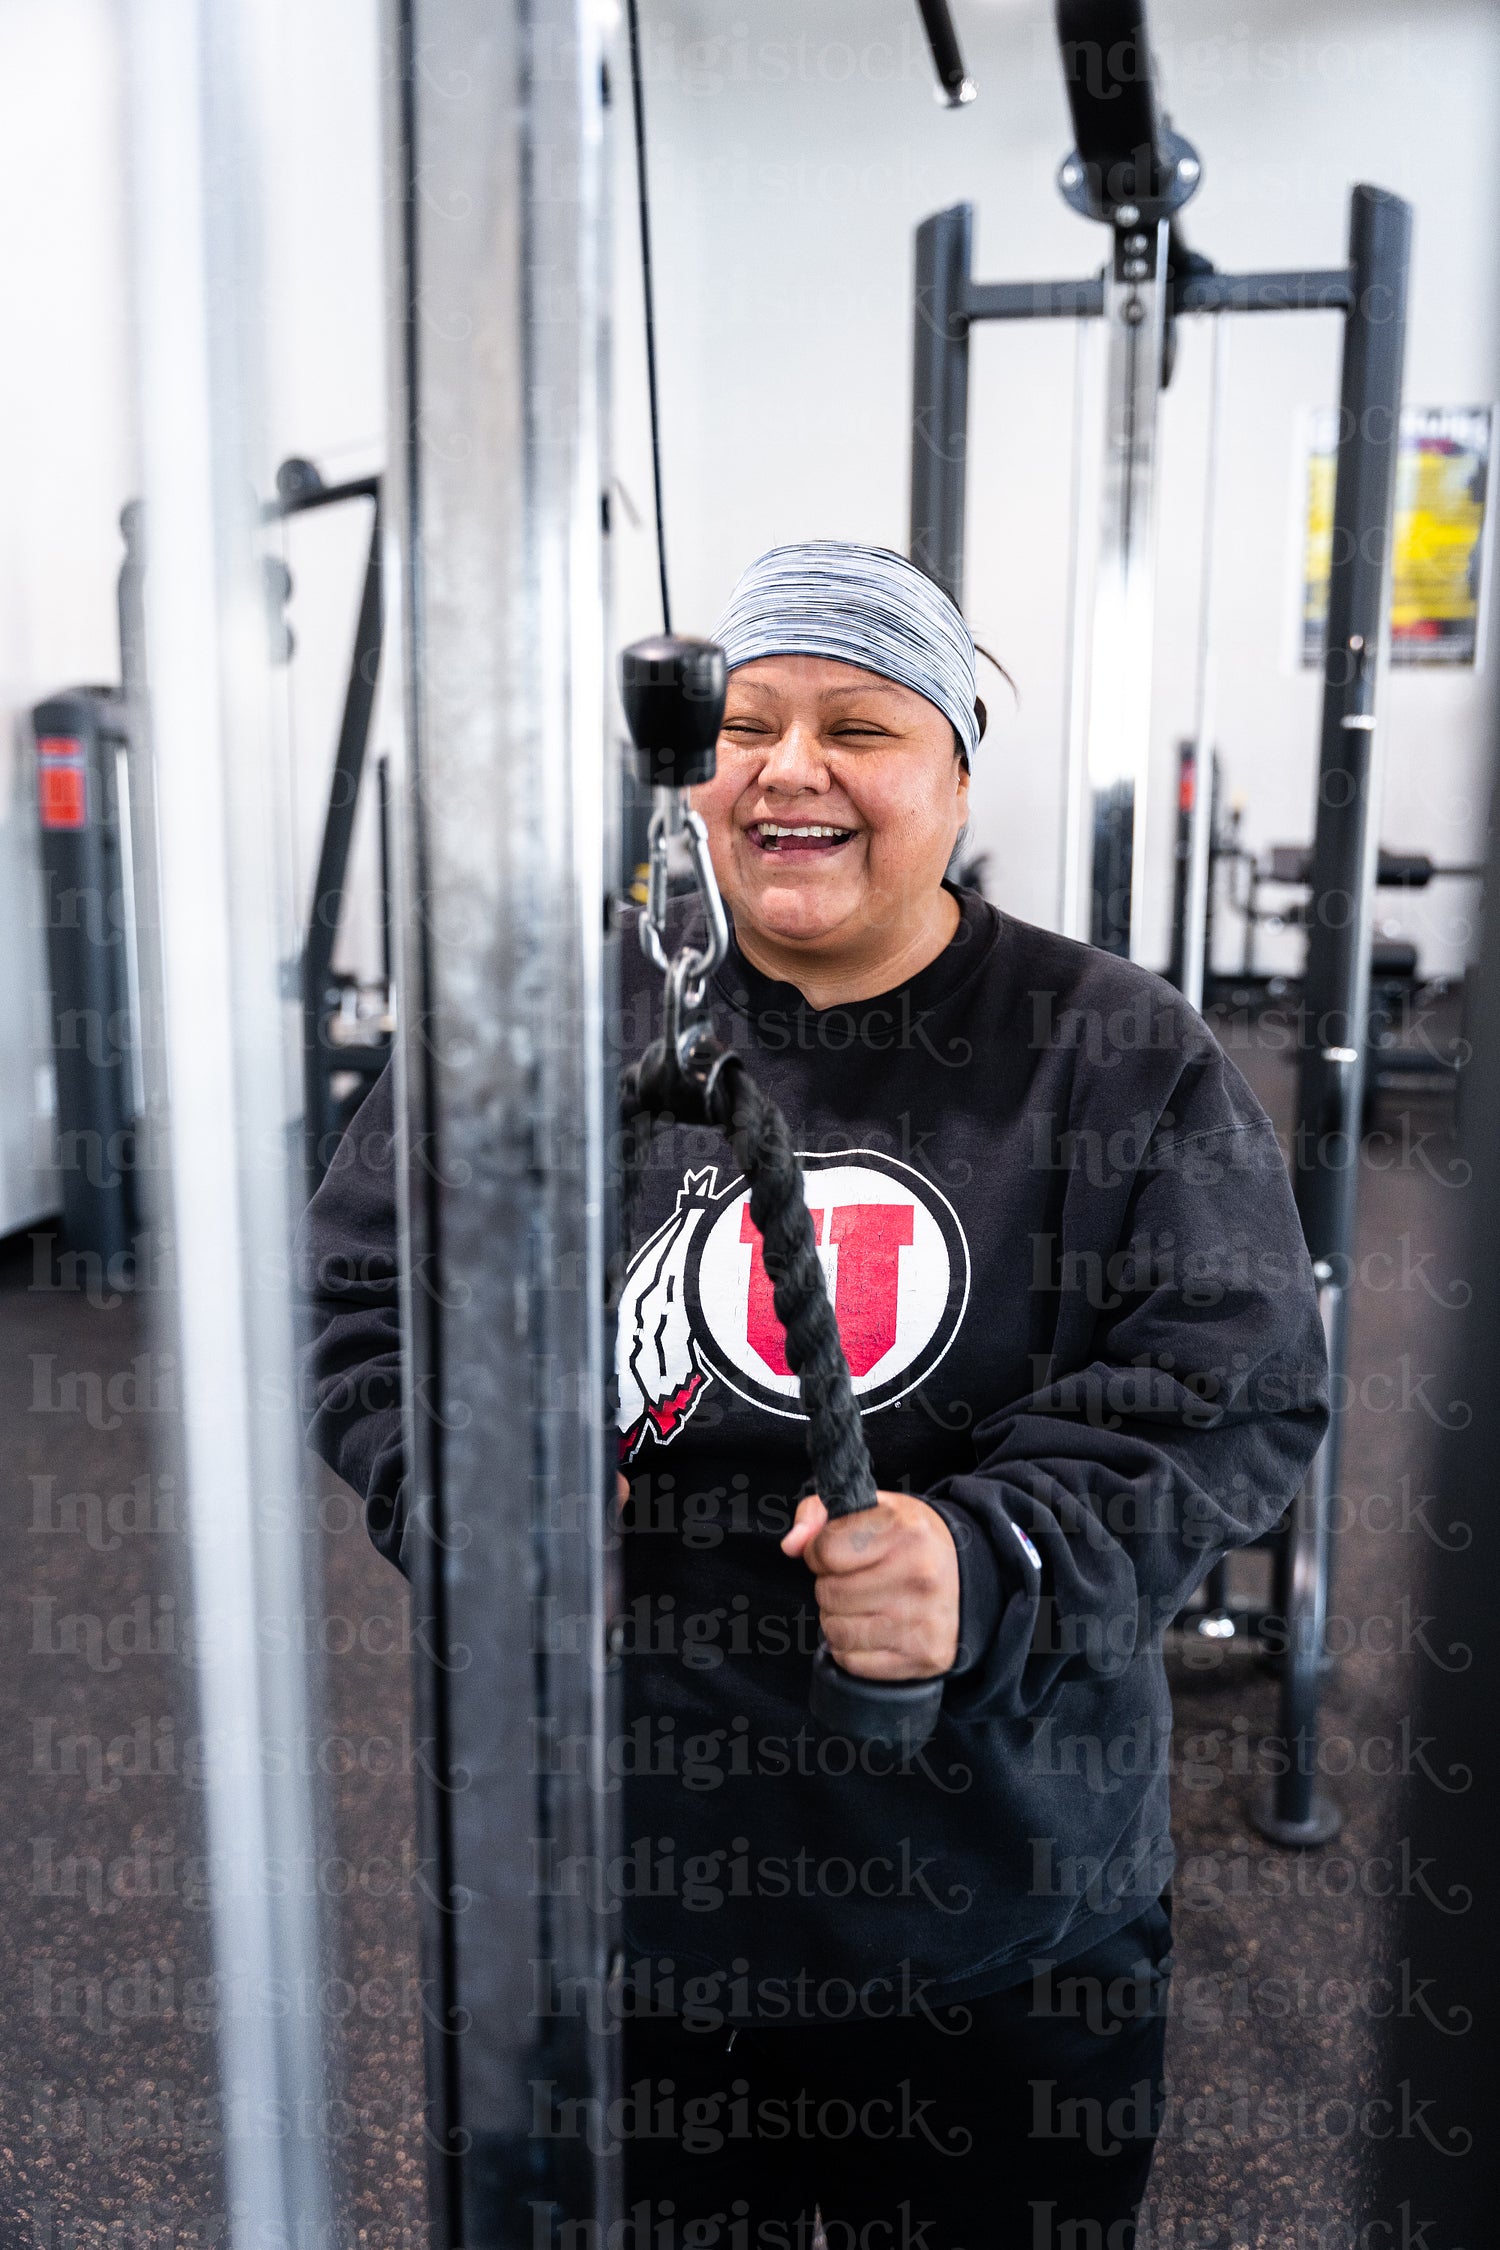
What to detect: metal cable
<box><xmin>625</xmin><ymin>0</ymin><xmax>672</xmax><ymax>634</ymax></box>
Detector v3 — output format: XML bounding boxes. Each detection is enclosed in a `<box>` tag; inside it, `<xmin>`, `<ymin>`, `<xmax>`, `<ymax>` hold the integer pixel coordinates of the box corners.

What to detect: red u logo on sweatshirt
<box><xmin>616</xmin><ymin>1151</ymin><xmax>970</xmax><ymax>1455</ymax></box>
<box><xmin>739</xmin><ymin>1201</ymin><xmax>915</xmax><ymax>1379</ymax></box>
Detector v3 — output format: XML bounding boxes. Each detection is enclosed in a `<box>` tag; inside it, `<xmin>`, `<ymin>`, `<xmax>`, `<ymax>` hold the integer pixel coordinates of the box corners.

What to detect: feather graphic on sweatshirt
<box><xmin>617</xmin><ymin>1168</ymin><xmax>720</xmax><ymax>1458</ymax></box>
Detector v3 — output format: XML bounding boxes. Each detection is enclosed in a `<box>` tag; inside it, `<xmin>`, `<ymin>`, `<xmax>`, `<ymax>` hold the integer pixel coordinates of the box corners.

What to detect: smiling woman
<box><xmin>297</xmin><ymin>534</ymin><xmax>1331</xmax><ymax>2250</ymax></box>
<box><xmin>699</xmin><ymin>657</ymin><xmax>968</xmax><ymax>1002</ymax></box>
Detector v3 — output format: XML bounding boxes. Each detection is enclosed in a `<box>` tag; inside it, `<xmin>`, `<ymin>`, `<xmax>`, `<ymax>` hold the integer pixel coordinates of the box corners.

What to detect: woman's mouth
<box><xmin>747</xmin><ymin>821</ymin><xmax>856</xmax><ymax>856</ymax></box>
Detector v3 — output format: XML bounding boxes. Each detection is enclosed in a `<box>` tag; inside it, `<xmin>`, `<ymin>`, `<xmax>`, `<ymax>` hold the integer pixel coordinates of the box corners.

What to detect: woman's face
<box><xmin>692</xmin><ymin>654</ymin><xmax>971</xmax><ymax>958</ymax></box>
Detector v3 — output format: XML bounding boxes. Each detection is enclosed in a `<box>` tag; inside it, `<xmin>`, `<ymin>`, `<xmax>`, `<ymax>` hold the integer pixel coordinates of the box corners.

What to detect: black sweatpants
<box><xmin>621</xmin><ymin>1898</ymin><xmax>1173</xmax><ymax>2250</ymax></box>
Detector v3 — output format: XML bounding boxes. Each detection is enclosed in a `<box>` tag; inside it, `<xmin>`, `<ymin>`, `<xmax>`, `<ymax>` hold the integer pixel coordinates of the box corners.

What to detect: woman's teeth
<box><xmin>751</xmin><ymin>822</ymin><xmax>854</xmax><ymax>852</ymax></box>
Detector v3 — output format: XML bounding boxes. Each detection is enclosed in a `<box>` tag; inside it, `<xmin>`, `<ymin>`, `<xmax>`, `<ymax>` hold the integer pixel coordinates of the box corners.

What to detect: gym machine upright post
<box><xmin>386</xmin><ymin>0</ymin><xmax>621</xmax><ymax>2239</ymax></box>
<box><xmin>387</xmin><ymin>5</ymin><xmax>988</xmax><ymax>2230</ymax></box>
<box><xmin>908</xmin><ymin>0</ymin><xmax>1411</xmax><ymax>1843</ymax></box>
<box><xmin>257</xmin><ymin>459</ymin><xmax>390</xmax><ymax>1195</ymax></box>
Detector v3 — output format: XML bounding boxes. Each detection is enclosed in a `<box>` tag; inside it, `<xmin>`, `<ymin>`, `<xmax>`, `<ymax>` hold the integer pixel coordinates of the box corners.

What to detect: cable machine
<box><xmin>909</xmin><ymin>0</ymin><xmax>1411</xmax><ymax>1844</ymax></box>
<box><xmin>1169</xmin><ymin>805</ymin><xmax>1475</xmax><ymax>1111</ymax></box>
<box><xmin>389</xmin><ymin>7</ymin><xmax>985</xmax><ymax>2234</ymax></box>
<box><xmin>259</xmin><ymin>456</ymin><xmax>391</xmax><ymax>1193</ymax></box>
<box><xmin>110</xmin><ymin>0</ymin><xmax>1433</xmax><ymax>2238</ymax></box>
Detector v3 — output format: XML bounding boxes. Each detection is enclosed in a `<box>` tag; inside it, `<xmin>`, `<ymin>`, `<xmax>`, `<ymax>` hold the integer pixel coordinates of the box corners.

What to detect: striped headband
<box><xmin>712</xmin><ymin>540</ymin><xmax>982</xmax><ymax>762</ymax></box>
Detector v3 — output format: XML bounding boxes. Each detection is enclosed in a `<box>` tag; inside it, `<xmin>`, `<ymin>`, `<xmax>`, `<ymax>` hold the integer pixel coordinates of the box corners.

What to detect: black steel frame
<box><xmin>259</xmin><ymin>466</ymin><xmax>388</xmax><ymax>1192</ymax></box>
<box><xmin>910</xmin><ymin>20</ymin><xmax>1411</xmax><ymax>1843</ymax></box>
<box><xmin>910</xmin><ymin>213</ymin><xmax>1356</xmax><ymax>610</ymax></box>
<box><xmin>1266</xmin><ymin>186</ymin><xmax>1413</xmax><ymax>1843</ymax></box>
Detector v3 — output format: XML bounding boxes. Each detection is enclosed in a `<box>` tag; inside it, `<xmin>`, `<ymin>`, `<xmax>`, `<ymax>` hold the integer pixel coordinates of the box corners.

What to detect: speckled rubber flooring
<box><xmin>1142</xmin><ymin>1010</ymin><xmax>1463</xmax><ymax>2248</ymax></box>
<box><xmin>0</xmin><ymin>1018</ymin><xmax>1463</xmax><ymax>2248</ymax></box>
<box><xmin>0</xmin><ymin>1235</ymin><xmax>428</xmax><ymax>2249</ymax></box>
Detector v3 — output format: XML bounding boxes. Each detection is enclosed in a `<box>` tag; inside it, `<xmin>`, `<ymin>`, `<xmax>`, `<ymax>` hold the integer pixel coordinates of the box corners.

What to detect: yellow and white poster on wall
<box><xmin>1302</xmin><ymin>405</ymin><xmax>1492</xmax><ymax>667</ymax></box>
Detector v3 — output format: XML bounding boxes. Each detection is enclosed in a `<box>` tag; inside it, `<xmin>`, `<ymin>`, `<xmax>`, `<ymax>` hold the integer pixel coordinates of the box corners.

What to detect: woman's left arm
<box><xmin>918</xmin><ymin>1099</ymin><xmax>1330</xmax><ymax>1721</ymax></box>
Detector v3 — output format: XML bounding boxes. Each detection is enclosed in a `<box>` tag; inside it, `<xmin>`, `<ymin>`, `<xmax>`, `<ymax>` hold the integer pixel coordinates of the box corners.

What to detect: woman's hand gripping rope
<box><xmin>783</xmin><ymin>1490</ymin><xmax>960</xmax><ymax>1681</ymax></box>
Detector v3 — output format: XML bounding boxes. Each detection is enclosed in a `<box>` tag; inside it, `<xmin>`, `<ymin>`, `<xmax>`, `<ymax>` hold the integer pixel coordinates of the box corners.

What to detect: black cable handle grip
<box><xmin>622</xmin><ymin>1036</ymin><xmax>946</xmax><ymax>1751</ymax></box>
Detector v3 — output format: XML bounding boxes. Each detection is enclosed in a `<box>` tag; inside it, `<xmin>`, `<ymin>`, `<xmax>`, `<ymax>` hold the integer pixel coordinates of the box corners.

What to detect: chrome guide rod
<box><xmin>1180</xmin><ymin>315</ymin><xmax>1229</xmax><ymax>1011</ymax></box>
<box><xmin>123</xmin><ymin>1</ymin><xmax>333</xmax><ymax>2243</ymax></box>
<box><xmin>1082</xmin><ymin>219</ymin><xmax>1169</xmax><ymax>959</ymax></box>
<box><xmin>1058</xmin><ymin>313</ymin><xmax>1099</xmax><ymax>942</ymax></box>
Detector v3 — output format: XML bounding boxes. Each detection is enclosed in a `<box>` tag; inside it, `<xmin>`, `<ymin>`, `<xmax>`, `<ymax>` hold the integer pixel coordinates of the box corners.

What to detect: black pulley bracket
<box><xmin>617</xmin><ymin>635</ymin><xmax>948</xmax><ymax>1750</ymax></box>
<box><xmin>1054</xmin><ymin>0</ymin><xmax>1202</xmax><ymax>227</ymax></box>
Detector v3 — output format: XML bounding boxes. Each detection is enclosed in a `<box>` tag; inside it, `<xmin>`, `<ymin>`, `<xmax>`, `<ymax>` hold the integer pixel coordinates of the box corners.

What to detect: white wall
<box><xmin>0</xmin><ymin>0</ymin><xmax>133</xmax><ymax>1233</ymax></box>
<box><xmin>2</xmin><ymin>0</ymin><xmax>1494</xmax><ymax>1228</ymax></box>
<box><xmin>0</xmin><ymin>0</ymin><xmax>391</xmax><ymax>1238</ymax></box>
<box><xmin>614</xmin><ymin>0</ymin><xmax>1500</xmax><ymax>977</ymax></box>
<box><xmin>255</xmin><ymin>1</ymin><xmax>391</xmax><ymax>989</ymax></box>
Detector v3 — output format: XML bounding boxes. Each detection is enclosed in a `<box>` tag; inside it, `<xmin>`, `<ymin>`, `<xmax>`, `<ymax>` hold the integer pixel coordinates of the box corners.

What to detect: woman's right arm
<box><xmin>294</xmin><ymin>1063</ymin><xmax>411</xmax><ymax>1574</ymax></box>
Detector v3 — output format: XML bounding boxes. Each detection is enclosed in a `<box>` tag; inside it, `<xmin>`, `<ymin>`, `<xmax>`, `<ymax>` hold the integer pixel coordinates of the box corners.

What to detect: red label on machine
<box><xmin>37</xmin><ymin>734</ymin><xmax>84</xmax><ymax>761</ymax></box>
<box><xmin>38</xmin><ymin>763</ymin><xmax>87</xmax><ymax>830</ymax></box>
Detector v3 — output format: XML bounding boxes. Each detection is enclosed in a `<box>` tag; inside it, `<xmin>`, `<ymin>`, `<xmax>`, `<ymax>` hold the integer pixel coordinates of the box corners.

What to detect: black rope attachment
<box><xmin>623</xmin><ymin>1034</ymin><xmax>876</xmax><ymax>1520</ymax></box>
<box><xmin>622</xmin><ymin>1029</ymin><xmax>946</xmax><ymax>1751</ymax></box>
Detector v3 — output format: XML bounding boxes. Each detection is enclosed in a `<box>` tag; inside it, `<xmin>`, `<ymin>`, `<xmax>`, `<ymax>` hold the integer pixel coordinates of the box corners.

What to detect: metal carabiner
<box><xmin>662</xmin><ymin>945</ymin><xmax>736</xmax><ymax>1116</ymax></box>
<box><xmin>639</xmin><ymin>787</ymin><xmax>730</xmax><ymax>1011</ymax></box>
<box><xmin>640</xmin><ymin>801</ymin><xmax>674</xmax><ymax>977</ymax></box>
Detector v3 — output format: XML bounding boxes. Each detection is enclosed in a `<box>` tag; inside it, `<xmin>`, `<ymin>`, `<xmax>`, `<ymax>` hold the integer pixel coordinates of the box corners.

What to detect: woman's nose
<box><xmin>758</xmin><ymin>719</ymin><xmax>829</xmax><ymax>791</ymax></box>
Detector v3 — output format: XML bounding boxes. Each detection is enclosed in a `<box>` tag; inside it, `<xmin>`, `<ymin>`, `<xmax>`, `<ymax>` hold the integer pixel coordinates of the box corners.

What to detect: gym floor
<box><xmin>0</xmin><ymin>1016</ymin><xmax>1463</xmax><ymax>2249</ymax></box>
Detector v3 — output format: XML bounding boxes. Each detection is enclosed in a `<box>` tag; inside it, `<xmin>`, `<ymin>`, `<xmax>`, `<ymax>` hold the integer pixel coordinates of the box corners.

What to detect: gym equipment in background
<box><xmin>29</xmin><ymin>500</ymin><xmax>150</xmax><ymax>1281</ymax></box>
<box><xmin>31</xmin><ymin>682</ymin><xmax>143</xmax><ymax>1278</ymax></box>
<box><xmin>908</xmin><ymin>0</ymin><xmax>1412</xmax><ymax>1845</ymax></box>
<box><xmin>1166</xmin><ymin>750</ymin><xmax>1479</xmax><ymax>1108</ymax></box>
<box><xmin>30</xmin><ymin>461</ymin><xmax>389</xmax><ymax>1274</ymax></box>
<box><xmin>260</xmin><ymin>457</ymin><xmax>391</xmax><ymax>1192</ymax></box>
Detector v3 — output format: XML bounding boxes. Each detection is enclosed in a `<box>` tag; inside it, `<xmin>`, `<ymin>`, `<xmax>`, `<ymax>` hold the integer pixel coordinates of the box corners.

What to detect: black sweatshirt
<box><xmin>298</xmin><ymin>887</ymin><xmax>1328</xmax><ymax>2018</ymax></box>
